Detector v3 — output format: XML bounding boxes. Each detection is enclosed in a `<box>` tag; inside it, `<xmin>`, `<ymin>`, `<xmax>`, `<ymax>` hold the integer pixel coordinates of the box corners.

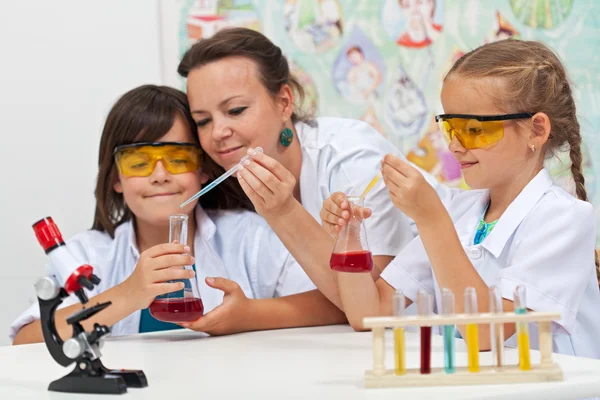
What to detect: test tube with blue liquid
<box><xmin>441</xmin><ymin>288</ymin><xmax>455</xmax><ymax>374</ymax></box>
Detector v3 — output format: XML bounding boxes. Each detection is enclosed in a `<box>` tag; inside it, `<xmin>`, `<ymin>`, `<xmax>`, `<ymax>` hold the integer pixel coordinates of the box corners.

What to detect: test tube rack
<box><xmin>363</xmin><ymin>311</ymin><xmax>563</xmax><ymax>388</ymax></box>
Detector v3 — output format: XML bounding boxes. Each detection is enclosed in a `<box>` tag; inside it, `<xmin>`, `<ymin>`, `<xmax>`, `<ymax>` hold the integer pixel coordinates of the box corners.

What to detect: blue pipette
<box><xmin>179</xmin><ymin>147</ymin><xmax>263</xmax><ymax>208</ymax></box>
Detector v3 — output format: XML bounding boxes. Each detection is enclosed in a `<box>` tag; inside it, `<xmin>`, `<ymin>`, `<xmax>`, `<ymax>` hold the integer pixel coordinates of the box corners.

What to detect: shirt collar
<box><xmin>123</xmin><ymin>206</ymin><xmax>217</xmax><ymax>259</ymax></box>
<box><xmin>480</xmin><ymin>168</ymin><xmax>554</xmax><ymax>257</ymax></box>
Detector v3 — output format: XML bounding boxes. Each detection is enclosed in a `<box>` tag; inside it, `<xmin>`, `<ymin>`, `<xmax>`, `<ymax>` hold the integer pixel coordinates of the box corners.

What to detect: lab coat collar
<box><xmin>480</xmin><ymin>168</ymin><xmax>554</xmax><ymax>257</ymax></box>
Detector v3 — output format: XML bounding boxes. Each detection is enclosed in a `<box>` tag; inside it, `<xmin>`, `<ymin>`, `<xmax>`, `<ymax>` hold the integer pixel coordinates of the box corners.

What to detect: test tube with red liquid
<box><xmin>149</xmin><ymin>214</ymin><xmax>203</xmax><ymax>322</ymax></box>
<box><xmin>417</xmin><ymin>289</ymin><xmax>433</xmax><ymax>374</ymax></box>
<box><xmin>329</xmin><ymin>196</ymin><xmax>373</xmax><ymax>273</ymax></box>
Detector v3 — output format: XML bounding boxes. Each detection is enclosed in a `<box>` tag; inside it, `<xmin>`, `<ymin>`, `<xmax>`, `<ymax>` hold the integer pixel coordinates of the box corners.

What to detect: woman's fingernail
<box><xmin>238</xmin><ymin>164</ymin><xmax>245</xmax><ymax>171</ymax></box>
<box><xmin>190</xmin><ymin>256</ymin><xmax>195</xmax><ymax>263</ymax></box>
<box><xmin>248</xmin><ymin>148</ymin><xmax>256</xmax><ymax>156</ymax></box>
<box><xmin>243</xmin><ymin>159</ymin><xmax>251</xmax><ymax>166</ymax></box>
<box><xmin>206</xmin><ymin>277</ymin><xmax>214</xmax><ymax>284</ymax></box>
<box><xmin>184</xmin><ymin>245</ymin><xmax>191</xmax><ymax>252</ymax></box>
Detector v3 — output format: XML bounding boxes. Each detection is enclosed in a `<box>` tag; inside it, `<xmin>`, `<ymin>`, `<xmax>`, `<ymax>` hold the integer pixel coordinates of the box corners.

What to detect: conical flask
<box><xmin>329</xmin><ymin>196</ymin><xmax>374</xmax><ymax>272</ymax></box>
<box><xmin>149</xmin><ymin>214</ymin><xmax>204</xmax><ymax>322</ymax></box>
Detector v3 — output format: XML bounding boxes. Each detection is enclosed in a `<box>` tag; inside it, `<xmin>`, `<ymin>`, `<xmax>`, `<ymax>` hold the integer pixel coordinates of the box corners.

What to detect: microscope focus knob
<box><xmin>34</xmin><ymin>276</ymin><xmax>60</xmax><ymax>301</ymax></box>
<box><xmin>62</xmin><ymin>337</ymin><xmax>85</xmax><ymax>360</ymax></box>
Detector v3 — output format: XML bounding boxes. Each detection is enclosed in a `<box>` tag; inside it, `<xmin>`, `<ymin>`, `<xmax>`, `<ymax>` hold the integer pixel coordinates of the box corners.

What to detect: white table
<box><xmin>1</xmin><ymin>325</ymin><xmax>600</xmax><ymax>399</ymax></box>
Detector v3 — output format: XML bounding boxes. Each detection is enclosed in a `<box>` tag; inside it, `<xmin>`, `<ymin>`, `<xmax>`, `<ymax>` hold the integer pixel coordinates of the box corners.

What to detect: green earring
<box><xmin>279</xmin><ymin>127</ymin><xmax>294</xmax><ymax>147</ymax></box>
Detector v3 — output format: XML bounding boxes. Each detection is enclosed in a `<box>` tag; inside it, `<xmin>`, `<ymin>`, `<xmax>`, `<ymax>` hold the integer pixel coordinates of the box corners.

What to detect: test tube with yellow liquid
<box><xmin>489</xmin><ymin>285</ymin><xmax>504</xmax><ymax>369</ymax></box>
<box><xmin>464</xmin><ymin>287</ymin><xmax>479</xmax><ymax>372</ymax></box>
<box><xmin>515</xmin><ymin>285</ymin><xmax>531</xmax><ymax>370</ymax></box>
<box><xmin>392</xmin><ymin>290</ymin><xmax>406</xmax><ymax>375</ymax></box>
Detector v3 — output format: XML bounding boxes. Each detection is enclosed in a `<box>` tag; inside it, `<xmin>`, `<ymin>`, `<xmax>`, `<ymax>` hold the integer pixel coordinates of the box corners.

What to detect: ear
<box><xmin>530</xmin><ymin>112</ymin><xmax>551</xmax><ymax>149</ymax></box>
<box><xmin>277</xmin><ymin>84</ymin><xmax>295</xmax><ymax>122</ymax></box>
<box><xmin>200</xmin><ymin>171</ymin><xmax>209</xmax><ymax>185</ymax></box>
<box><xmin>113</xmin><ymin>179</ymin><xmax>123</xmax><ymax>194</ymax></box>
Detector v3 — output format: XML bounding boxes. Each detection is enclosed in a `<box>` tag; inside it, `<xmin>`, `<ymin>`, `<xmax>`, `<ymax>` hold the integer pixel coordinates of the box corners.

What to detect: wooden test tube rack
<box><xmin>363</xmin><ymin>312</ymin><xmax>563</xmax><ymax>388</ymax></box>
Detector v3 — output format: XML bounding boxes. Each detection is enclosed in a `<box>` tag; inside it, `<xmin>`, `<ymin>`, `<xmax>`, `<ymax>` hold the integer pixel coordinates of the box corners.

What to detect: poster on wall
<box><xmin>159</xmin><ymin>0</ymin><xmax>600</xmax><ymax>243</ymax></box>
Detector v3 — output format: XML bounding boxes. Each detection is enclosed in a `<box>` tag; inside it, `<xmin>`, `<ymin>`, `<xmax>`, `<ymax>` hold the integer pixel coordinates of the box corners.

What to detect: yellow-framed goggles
<box><xmin>113</xmin><ymin>142</ymin><xmax>203</xmax><ymax>177</ymax></box>
<box><xmin>435</xmin><ymin>113</ymin><xmax>533</xmax><ymax>149</ymax></box>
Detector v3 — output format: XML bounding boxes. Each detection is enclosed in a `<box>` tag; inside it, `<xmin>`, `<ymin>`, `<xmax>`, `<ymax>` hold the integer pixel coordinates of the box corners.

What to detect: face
<box><xmin>347</xmin><ymin>49</ymin><xmax>364</xmax><ymax>65</ymax></box>
<box><xmin>440</xmin><ymin>77</ymin><xmax>533</xmax><ymax>190</ymax></box>
<box><xmin>113</xmin><ymin>115</ymin><xmax>208</xmax><ymax>228</ymax></box>
<box><xmin>187</xmin><ymin>57</ymin><xmax>293</xmax><ymax>172</ymax></box>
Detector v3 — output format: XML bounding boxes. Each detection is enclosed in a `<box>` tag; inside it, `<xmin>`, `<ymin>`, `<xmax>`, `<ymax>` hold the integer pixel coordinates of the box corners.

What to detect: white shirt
<box><xmin>381</xmin><ymin>168</ymin><xmax>600</xmax><ymax>358</ymax></box>
<box><xmin>9</xmin><ymin>207</ymin><xmax>315</xmax><ymax>342</ymax></box>
<box><xmin>296</xmin><ymin>117</ymin><xmax>455</xmax><ymax>256</ymax></box>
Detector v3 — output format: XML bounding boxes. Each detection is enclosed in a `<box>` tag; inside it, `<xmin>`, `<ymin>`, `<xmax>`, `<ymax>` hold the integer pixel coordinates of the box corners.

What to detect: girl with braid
<box><xmin>320</xmin><ymin>39</ymin><xmax>600</xmax><ymax>358</ymax></box>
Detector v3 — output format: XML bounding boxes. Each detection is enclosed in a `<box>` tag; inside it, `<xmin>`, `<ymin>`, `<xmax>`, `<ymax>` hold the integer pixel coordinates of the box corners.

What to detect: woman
<box><xmin>175</xmin><ymin>28</ymin><xmax>452</xmax><ymax>332</ymax></box>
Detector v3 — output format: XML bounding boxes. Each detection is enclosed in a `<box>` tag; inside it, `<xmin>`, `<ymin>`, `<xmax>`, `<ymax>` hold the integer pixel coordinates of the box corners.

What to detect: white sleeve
<box><xmin>379</xmin><ymin>235</ymin><xmax>435</xmax><ymax>303</ymax></box>
<box><xmin>251</xmin><ymin>224</ymin><xmax>316</xmax><ymax>298</ymax></box>
<box><xmin>8</xmin><ymin>293</ymin><xmax>80</xmax><ymax>343</ymax></box>
<box><xmin>496</xmin><ymin>198</ymin><xmax>596</xmax><ymax>334</ymax></box>
<box><xmin>326</xmin><ymin>120</ymin><xmax>414</xmax><ymax>257</ymax></box>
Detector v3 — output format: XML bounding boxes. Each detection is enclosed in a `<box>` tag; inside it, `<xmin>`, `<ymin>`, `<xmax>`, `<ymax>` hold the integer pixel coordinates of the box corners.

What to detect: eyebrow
<box><xmin>191</xmin><ymin>95</ymin><xmax>244</xmax><ymax>114</ymax></box>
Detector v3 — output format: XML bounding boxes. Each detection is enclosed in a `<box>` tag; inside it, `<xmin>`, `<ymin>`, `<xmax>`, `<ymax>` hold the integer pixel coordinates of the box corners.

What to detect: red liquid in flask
<box><xmin>330</xmin><ymin>250</ymin><xmax>374</xmax><ymax>272</ymax></box>
<box><xmin>149</xmin><ymin>298</ymin><xmax>204</xmax><ymax>323</ymax></box>
<box><xmin>420</xmin><ymin>326</ymin><xmax>432</xmax><ymax>374</ymax></box>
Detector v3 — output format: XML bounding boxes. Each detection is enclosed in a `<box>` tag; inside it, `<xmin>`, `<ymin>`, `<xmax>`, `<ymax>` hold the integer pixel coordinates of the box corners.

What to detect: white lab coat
<box><xmin>9</xmin><ymin>207</ymin><xmax>315</xmax><ymax>342</ymax></box>
<box><xmin>296</xmin><ymin>117</ymin><xmax>455</xmax><ymax>257</ymax></box>
<box><xmin>381</xmin><ymin>168</ymin><xmax>600</xmax><ymax>358</ymax></box>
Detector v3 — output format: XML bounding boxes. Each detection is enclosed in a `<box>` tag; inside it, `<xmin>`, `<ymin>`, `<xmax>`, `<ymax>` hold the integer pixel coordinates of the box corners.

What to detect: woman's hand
<box><xmin>380</xmin><ymin>154</ymin><xmax>445</xmax><ymax>225</ymax></box>
<box><xmin>320</xmin><ymin>192</ymin><xmax>372</xmax><ymax>236</ymax></box>
<box><xmin>120</xmin><ymin>243</ymin><xmax>195</xmax><ymax>310</ymax></box>
<box><xmin>237</xmin><ymin>149</ymin><xmax>298</xmax><ymax>218</ymax></box>
<box><xmin>178</xmin><ymin>277</ymin><xmax>251</xmax><ymax>336</ymax></box>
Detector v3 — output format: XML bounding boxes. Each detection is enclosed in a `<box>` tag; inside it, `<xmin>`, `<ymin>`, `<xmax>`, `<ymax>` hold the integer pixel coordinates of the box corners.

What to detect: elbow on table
<box><xmin>347</xmin><ymin>315</ymin><xmax>370</xmax><ymax>332</ymax></box>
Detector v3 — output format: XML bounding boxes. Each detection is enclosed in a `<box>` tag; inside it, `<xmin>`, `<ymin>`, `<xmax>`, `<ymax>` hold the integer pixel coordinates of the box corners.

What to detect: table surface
<box><xmin>1</xmin><ymin>325</ymin><xmax>600</xmax><ymax>399</ymax></box>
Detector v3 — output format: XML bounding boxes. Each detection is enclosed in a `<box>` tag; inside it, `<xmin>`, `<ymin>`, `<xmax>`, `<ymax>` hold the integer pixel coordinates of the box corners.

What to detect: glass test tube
<box><xmin>514</xmin><ymin>285</ymin><xmax>531</xmax><ymax>370</ymax></box>
<box><xmin>464</xmin><ymin>287</ymin><xmax>480</xmax><ymax>372</ymax></box>
<box><xmin>393</xmin><ymin>291</ymin><xmax>406</xmax><ymax>375</ymax></box>
<box><xmin>417</xmin><ymin>289</ymin><xmax>433</xmax><ymax>374</ymax></box>
<box><xmin>489</xmin><ymin>285</ymin><xmax>504</xmax><ymax>368</ymax></box>
<box><xmin>441</xmin><ymin>288</ymin><xmax>456</xmax><ymax>374</ymax></box>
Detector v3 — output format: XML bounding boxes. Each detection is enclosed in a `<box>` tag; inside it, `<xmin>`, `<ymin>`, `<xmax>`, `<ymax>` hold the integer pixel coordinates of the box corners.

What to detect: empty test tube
<box><xmin>489</xmin><ymin>285</ymin><xmax>504</xmax><ymax>368</ymax></box>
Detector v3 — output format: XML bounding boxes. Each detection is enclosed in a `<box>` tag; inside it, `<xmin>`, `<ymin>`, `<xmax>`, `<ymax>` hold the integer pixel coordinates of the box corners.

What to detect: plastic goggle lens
<box><xmin>114</xmin><ymin>144</ymin><xmax>202</xmax><ymax>177</ymax></box>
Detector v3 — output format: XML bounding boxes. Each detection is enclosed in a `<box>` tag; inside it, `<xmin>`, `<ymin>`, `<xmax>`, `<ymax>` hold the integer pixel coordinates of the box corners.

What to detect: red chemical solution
<box><xmin>330</xmin><ymin>250</ymin><xmax>374</xmax><ymax>272</ymax></box>
<box><xmin>149</xmin><ymin>298</ymin><xmax>204</xmax><ymax>323</ymax></box>
<box><xmin>420</xmin><ymin>326</ymin><xmax>432</xmax><ymax>374</ymax></box>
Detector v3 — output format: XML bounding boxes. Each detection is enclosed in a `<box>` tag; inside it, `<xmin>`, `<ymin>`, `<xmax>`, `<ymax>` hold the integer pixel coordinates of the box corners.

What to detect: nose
<box><xmin>149</xmin><ymin>159</ymin><xmax>172</xmax><ymax>184</ymax></box>
<box><xmin>211</xmin><ymin>117</ymin><xmax>234</xmax><ymax>141</ymax></box>
<box><xmin>448</xmin><ymin>135</ymin><xmax>467</xmax><ymax>154</ymax></box>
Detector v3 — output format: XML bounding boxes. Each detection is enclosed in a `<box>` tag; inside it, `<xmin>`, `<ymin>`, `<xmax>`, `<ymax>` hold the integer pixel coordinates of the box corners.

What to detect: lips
<box><xmin>145</xmin><ymin>192</ymin><xmax>178</xmax><ymax>198</ymax></box>
<box><xmin>217</xmin><ymin>145</ymin><xmax>244</xmax><ymax>156</ymax></box>
<box><xmin>459</xmin><ymin>161</ymin><xmax>478</xmax><ymax>169</ymax></box>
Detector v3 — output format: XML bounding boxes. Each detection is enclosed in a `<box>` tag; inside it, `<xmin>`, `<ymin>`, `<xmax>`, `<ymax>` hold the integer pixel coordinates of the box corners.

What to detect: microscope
<box><xmin>32</xmin><ymin>217</ymin><xmax>148</xmax><ymax>394</ymax></box>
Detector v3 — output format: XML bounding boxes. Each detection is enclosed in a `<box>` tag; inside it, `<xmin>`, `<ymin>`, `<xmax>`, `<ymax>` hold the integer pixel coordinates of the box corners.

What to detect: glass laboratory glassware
<box><xmin>393</xmin><ymin>290</ymin><xmax>406</xmax><ymax>375</ymax></box>
<box><xmin>515</xmin><ymin>285</ymin><xmax>531</xmax><ymax>370</ymax></box>
<box><xmin>418</xmin><ymin>289</ymin><xmax>433</xmax><ymax>374</ymax></box>
<box><xmin>441</xmin><ymin>288</ymin><xmax>456</xmax><ymax>374</ymax></box>
<box><xmin>465</xmin><ymin>287</ymin><xmax>480</xmax><ymax>372</ymax></box>
<box><xmin>149</xmin><ymin>214</ymin><xmax>204</xmax><ymax>323</ymax></box>
<box><xmin>329</xmin><ymin>196</ymin><xmax>374</xmax><ymax>272</ymax></box>
<box><xmin>489</xmin><ymin>285</ymin><xmax>504</xmax><ymax>369</ymax></box>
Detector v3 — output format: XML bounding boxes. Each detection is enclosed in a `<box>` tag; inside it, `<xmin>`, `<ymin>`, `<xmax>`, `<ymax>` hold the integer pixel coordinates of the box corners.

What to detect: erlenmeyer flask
<box><xmin>329</xmin><ymin>196</ymin><xmax>374</xmax><ymax>272</ymax></box>
<box><xmin>149</xmin><ymin>214</ymin><xmax>204</xmax><ymax>322</ymax></box>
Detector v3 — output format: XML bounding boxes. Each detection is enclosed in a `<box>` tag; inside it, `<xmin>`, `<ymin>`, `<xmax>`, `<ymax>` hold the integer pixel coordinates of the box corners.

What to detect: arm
<box><xmin>417</xmin><ymin>206</ymin><xmax>517</xmax><ymax>349</ymax></box>
<box><xmin>13</xmin><ymin>283</ymin><xmax>137</xmax><ymax>345</ymax></box>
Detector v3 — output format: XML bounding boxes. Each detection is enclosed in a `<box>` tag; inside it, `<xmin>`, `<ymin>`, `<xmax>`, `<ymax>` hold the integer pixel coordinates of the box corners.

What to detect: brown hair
<box><xmin>445</xmin><ymin>39</ymin><xmax>600</xmax><ymax>279</ymax></box>
<box><xmin>92</xmin><ymin>84</ymin><xmax>253</xmax><ymax>237</ymax></box>
<box><xmin>177</xmin><ymin>27</ymin><xmax>313</xmax><ymax>124</ymax></box>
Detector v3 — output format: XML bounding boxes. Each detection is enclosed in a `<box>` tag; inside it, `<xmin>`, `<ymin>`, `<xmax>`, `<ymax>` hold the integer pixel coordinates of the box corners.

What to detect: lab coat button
<box><xmin>468</xmin><ymin>247</ymin><xmax>482</xmax><ymax>260</ymax></box>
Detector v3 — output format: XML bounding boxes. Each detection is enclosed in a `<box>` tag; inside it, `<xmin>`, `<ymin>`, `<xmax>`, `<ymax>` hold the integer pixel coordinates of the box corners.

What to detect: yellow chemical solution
<box><xmin>466</xmin><ymin>324</ymin><xmax>480</xmax><ymax>372</ymax></box>
<box><xmin>394</xmin><ymin>327</ymin><xmax>406</xmax><ymax>375</ymax></box>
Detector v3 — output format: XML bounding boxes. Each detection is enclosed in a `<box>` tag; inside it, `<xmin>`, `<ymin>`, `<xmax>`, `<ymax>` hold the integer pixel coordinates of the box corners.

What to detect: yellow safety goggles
<box><xmin>435</xmin><ymin>113</ymin><xmax>533</xmax><ymax>149</ymax></box>
<box><xmin>113</xmin><ymin>142</ymin><xmax>203</xmax><ymax>177</ymax></box>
